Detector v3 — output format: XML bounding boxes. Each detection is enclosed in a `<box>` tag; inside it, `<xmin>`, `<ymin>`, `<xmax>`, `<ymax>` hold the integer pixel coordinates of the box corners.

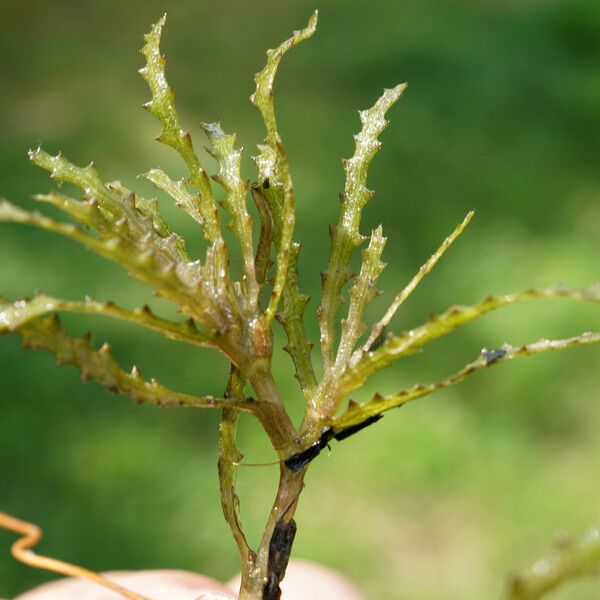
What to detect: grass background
<box><xmin>0</xmin><ymin>0</ymin><xmax>599</xmax><ymax>598</ymax></box>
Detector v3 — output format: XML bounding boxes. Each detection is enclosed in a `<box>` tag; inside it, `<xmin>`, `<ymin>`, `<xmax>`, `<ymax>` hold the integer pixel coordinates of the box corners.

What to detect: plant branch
<box><xmin>335</xmin><ymin>225</ymin><xmax>387</xmax><ymax>367</ymax></box>
<box><xmin>507</xmin><ymin>523</ymin><xmax>600</xmax><ymax>600</ymax></box>
<box><xmin>240</xmin><ymin>466</ymin><xmax>305</xmax><ymax>600</ymax></box>
<box><xmin>219</xmin><ymin>368</ymin><xmax>256</xmax><ymax>591</ymax></box>
<box><xmin>331</xmin><ymin>331</ymin><xmax>600</xmax><ymax>429</ymax></box>
<box><xmin>202</xmin><ymin>122</ymin><xmax>259</xmax><ymax>313</ymax></box>
<box><xmin>248</xmin><ymin>363</ymin><xmax>300</xmax><ymax>457</ymax></box>
<box><xmin>329</xmin><ymin>283</ymin><xmax>600</xmax><ymax>406</ymax></box>
<box><xmin>251</xmin><ymin>11</ymin><xmax>318</xmax><ymax>327</ymax></box>
<box><xmin>139</xmin><ymin>15</ymin><xmax>222</xmax><ymax>245</ymax></box>
<box><xmin>319</xmin><ymin>83</ymin><xmax>407</xmax><ymax>371</ymax></box>
<box><xmin>0</xmin><ymin>294</ymin><xmax>212</xmax><ymax>348</ymax></box>
<box><xmin>3</xmin><ymin>314</ymin><xmax>251</xmax><ymax>410</ymax></box>
<box><xmin>363</xmin><ymin>210</ymin><xmax>474</xmax><ymax>351</ymax></box>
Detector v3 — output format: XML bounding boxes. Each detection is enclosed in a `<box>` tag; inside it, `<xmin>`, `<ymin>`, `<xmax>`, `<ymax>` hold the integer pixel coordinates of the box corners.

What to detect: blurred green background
<box><xmin>1</xmin><ymin>0</ymin><xmax>599</xmax><ymax>598</ymax></box>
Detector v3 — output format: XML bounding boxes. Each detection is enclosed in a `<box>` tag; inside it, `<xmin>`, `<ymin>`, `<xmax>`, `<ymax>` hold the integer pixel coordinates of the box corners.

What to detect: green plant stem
<box><xmin>221</xmin><ymin>362</ymin><xmax>306</xmax><ymax>599</ymax></box>
<box><xmin>238</xmin><ymin>466</ymin><xmax>306</xmax><ymax>600</ymax></box>
<box><xmin>219</xmin><ymin>369</ymin><xmax>256</xmax><ymax>593</ymax></box>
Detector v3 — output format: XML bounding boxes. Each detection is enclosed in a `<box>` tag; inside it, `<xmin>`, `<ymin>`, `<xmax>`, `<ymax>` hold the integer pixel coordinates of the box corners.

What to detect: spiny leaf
<box><xmin>266</xmin><ymin>186</ymin><xmax>294</xmax><ymax>326</ymax></box>
<box><xmin>202</xmin><ymin>122</ymin><xmax>258</xmax><ymax>310</ymax></box>
<box><xmin>30</xmin><ymin>148</ymin><xmax>190</xmax><ymax>265</ymax></box>
<box><xmin>507</xmin><ymin>522</ymin><xmax>600</xmax><ymax>600</ymax></box>
<box><xmin>250</xmin><ymin>10</ymin><xmax>318</xmax><ymax>153</ymax></box>
<box><xmin>363</xmin><ymin>211</ymin><xmax>474</xmax><ymax>351</ymax></box>
<box><xmin>252</xmin><ymin>148</ymin><xmax>284</xmax><ymax>250</ymax></box>
<box><xmin>106</xmin><ymin>180</ymin><xmax>181</xmax><ymax>247</ymax></box>
<box><xmin>336</xmin><ymin>225</ymin><xmax>387</xmax><ymax>366</ymax></box>
<box><xmin>5</xmin><ymin>314</ymin><xmax>249</xmax><ymax>410</ymax></box>
<box><xmin>323</xmin><ymin>282</ymin><xmax>600</xmax><ymax>412</ymax></box>
<box><xmin>0</xmin><ymin>200</ymin><xmax>224</xmax><ymax>332</ymax></box>
<box><xmin>143</xmin><ymin>167</ymin><xmax>205</xmax><ymax>228</ymax></box>
<box><xmin>139</xmin><ymin>15</ymin><xmax>222</xmax><ymax>243</ymax></box>
<box><xmin>30</xmin><ymin>148</ymin><xmax>126</xmax><ymax>225</ymax></box>
<box><xmin>253</xmin><ymin>178</ymin><xmax>316</xmax><ymax>395</ymax></box>
<box><xmin>247</xmin><ymin>13</ymin><xmax>319</xmax><ymax>392</ymax></box>
<box><xmin>33</xmin><ymin>191</ymin><xmax>105</xmax><ymax>229</ymax></box>
<box><xmin>0</xmin><ymin>294</ymin><xmax>212</xmax><ymax>348</ymax></box>
<box><xmin>276</xmin><ymin>242</ymin><xmax>317</xmax><ymax>397</ymax></box>
<box><xmin>251</xmin><ymin>11</ymin><xmax>317</xmax><ymax>326</ymax></box>
<box><xmin>332</xmin><ymin>331</ymin><xmax>600</xmax><ymax>429</ymax></box>
<box><xmin>319</xmin><ymin>83</ymin><xmax>407</xmax><ymax>370</ymax></box>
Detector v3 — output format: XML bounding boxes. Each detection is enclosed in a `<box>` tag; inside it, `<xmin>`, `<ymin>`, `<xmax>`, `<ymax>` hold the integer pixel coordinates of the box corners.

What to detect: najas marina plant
<box><xmin>1</xmin><ymin>11</ymin><xmax>599</xmax><ymax>600</ymax></box>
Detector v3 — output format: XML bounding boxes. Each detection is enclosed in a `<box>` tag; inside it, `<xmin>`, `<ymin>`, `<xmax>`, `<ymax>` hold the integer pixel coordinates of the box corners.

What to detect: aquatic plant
<box><xmin>1</xmin><ymin>11</ymin><xmax>598</xmax><ymax>600</ymax></box>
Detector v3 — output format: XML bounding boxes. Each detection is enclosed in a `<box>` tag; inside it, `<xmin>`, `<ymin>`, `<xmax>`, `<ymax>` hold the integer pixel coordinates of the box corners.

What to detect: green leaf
<box><xmin>275</xmin><ymin>242</ymin><xmax>317</xmax><ymax>396</ymax></box>
<box><xmin>30</xmin><ymin>148</ymin><xmax>191</xmax><ymax>265</ymax></box>
<box><xmin>363</xmin><ymin>211</ymin><xmax>473</xmax><ymax>351</ymax></box>
<box><xmin>0</xmin><ymin>200</ymin><xmax>226</xmax><ymax>335</ymax></box>
<box><xmin>106</xmin><ymin>180</ymin><xmax>184</xmax><ymax>252</ymax></box>
<box><xmin>325</xmin><ymin>283</ymin><xmax>600</xmax><ymax>412</ymax></box>
<box><xmin>143</xmin><ymin>167</ymin><xmax>206</xmax><ymax>230</ymax></box>
<box><xmin>251</xmin><ymin>185</ymin><xmax>274</xmax><ymax>286</ymax></box>
<box><xmin>139</xmin><ymin>15</ymin><xmax>223</xmax><ymax>244</ymax></box>
<box><xmin>4</xmin><ymin>313</ymin><xmax>249</xmax><ymax>410</ymax></box>
<box><xmin>33</xmin><ymin>191</ymin><xmax>105</xmax><ymax>230</ymax></box>
<box><xmin>319</xmin><ymin>83</ymin><xmax>407</xmax><ymax>370</ymax></box>
<box><xmin>202</xmin><ymin>122</ymin><xmax>258</xmax><ymax>311</ymax></box>
<box><xmin>332</xmin><ymin>331</ymin><xmax>600</xmax><ymax>429</ymax></box>
<box><xmin>251</xmin><ymin>11</ymin><xmax>318</xmax><ymax>326</ymax></box>
<box><xmin>248</xmin><ymin>14</ymin><xmax>319</xmax><ymax>394</ymax></box>
<box><xmin>335</xmin><ymin>225</ymin><xmax>387</xmax><ymax>366</ymax></box>
<box><xmin>0</xmin><ymin>294</ymin><xmax>212</xmax><ymax>348</ymax></box>
<box><xmin>250</xmin><ymin>11</ymin><xmax>318</xmax><ymax>153</ymax></box>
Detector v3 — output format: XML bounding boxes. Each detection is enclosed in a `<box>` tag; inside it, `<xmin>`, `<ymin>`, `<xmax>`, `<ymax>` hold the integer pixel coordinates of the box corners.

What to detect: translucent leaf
<box><xmin>251</xmin><ymin>12</ymin><xmax>318</xmax><ymax>326</ymax></box>
<box><xmin>275</xmin><ymin>242</ymin><xmax>316</xmax><ymax>395</ymax></box>
<box><xmin>319</xmin><ymin>84</ymin><xmax>407</xmax><ymax>370</ymax></box>
<box><xmin>333</xmin><ymin>331</ymin><xmax>600</xmax><ymax>430</ymax></box>
<box><xmin>202</xmin><ymin>122</ymin><xmax>258</xmax><ymax>310</ymax></box>
<box><xmin>363</xmin><ymin>211</ymin><xmax>473</xmax><ymax>351</ymax></box>
<box><xmin>30</xmin><ymin>148</ymin><xmax>191</xmax><ymax>265</ymax></box>
<box><xmin>0</xmin><ymin>294</ymin><xmax>212</xmax><ymax>348</ymax></box>
<box><xmin>250</xmin><ymin>11</ymin><xmax>318</xmax><ymax>152</ymax></box>
<box><xmin>333</xmin><ymin>283</ymin><xmax>600</xmax><ymax>404</ymax></box>
<box><xmin>143</xmin><ymin>167</ymin><xmax>205</xmax><ymax>229</ymax></box>
<box><xmin>335</xmin><ymin>225</ymin><xmax>387</xmax><ymax>366</ymax></box>
<box><xmin>0</xmin><ymin>201</ymin><xmax>225</xmax><ymax>333</ymax></box>
<box><xmin>248</xmin><ymin>14</ymin><xmax>319</xmax><ymax>394</ymax></box>
<box><xmin>4</xmin><ymin>313</ymin><xmax>249</xmax><ymax>410</ymax></box>
<box><xmin>139</xmin><ymin>15</ymin><xmax>222</xmax><ymax>243</ymax></box>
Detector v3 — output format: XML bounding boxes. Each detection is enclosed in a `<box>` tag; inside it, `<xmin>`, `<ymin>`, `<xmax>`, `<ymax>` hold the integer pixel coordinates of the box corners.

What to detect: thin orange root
<box><xmin>0</xmin><ymin>510</ymin><xmax>153</xmax><ymax>600</ymax></box>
